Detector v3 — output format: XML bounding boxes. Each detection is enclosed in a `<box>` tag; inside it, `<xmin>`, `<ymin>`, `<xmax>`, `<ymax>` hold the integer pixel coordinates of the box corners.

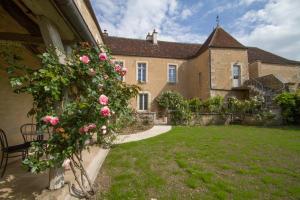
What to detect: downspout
<box><xmin>52</xmin><ymin>0</ymin><xmax>97</xmax><ymax>46</ymax></box>
<box><xmin>208</xmin><ymin>48</ymin><xmax>212</xmax><ymax>97</ymax></box>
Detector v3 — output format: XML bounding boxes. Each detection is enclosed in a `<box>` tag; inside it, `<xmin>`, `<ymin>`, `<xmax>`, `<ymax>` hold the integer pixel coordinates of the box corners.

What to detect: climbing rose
<box><xmin>88</xmin><ymin>123</ymin><xmax>97</xmax><ymax>130</ymax></box>
<box><xmin>99</xmin><ymin>52</ymin><xmax>107</xmax><ymax>61</ymax></box>
<box><xmin>99</xmin><ymin>94</ymin><xmax>109</xmax><ymax>105</ymax></box>
<box><xmin>79</xmin><ymin>55</ymin><xmax>90</xmax><ymax>64</ymax></box>
<box><xmin>42</xmin><ymin>115</ymin><xmax>52</xmax><ymax>123</ymax></box>
<box><xmin>49</xmin><ymin>117</ymin><xmax>59</xmax><ymax>126</ymax></box>
<box><xmin>100</xmin><ymin>106</ymin><xmax>111</xmax><ymax>117</ymax></box>
<box><xmin>114</xmin><ymin>64</ymin><xmax>122</xmax><ymax>73</ymax></box>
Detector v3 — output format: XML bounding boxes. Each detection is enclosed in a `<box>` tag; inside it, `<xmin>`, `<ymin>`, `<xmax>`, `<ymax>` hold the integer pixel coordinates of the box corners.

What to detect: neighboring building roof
<box><xmin>103</xmin><ymin>27</ymin><xmax>300</xmax><ymax>66</ymax></box>
<box><xmin>193</xmin><ymin>26</ymin><xmax>246</xmax><ymax>57</ymax></box>
<box><xmin>103</xmin><ymin>36</ymin><xmax>201</xmax><ymax>59</ymax></box>
<box><xmin>248</xmin><ymin>47</ymin><xmax>300</xmax><ymax>66</ymax></box>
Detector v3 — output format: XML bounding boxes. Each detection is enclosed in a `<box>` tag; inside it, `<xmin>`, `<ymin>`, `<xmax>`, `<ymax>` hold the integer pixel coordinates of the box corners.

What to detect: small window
<box><xmin>139</xmin><ymin>93</ymin><xmax>148</xmax><ymax>110</ymax></box>
<box><xmin>114</xmin><ymin>60</ymin><xmax>124</xmax><ymax>81</ymax></box>
<box><xmin>168</xmin><ymin>64</ymin><xmax>177</xmax><ymax>83</ymax></box>
<box><xmin>137</xmin><ymin>62</ymin><xmax>147</xmax><ymax>82</ymax></box>
<box><xmin>232</xmin><ymin>64</ymin><xmax>241</xmax><ymax>87</ymax></box>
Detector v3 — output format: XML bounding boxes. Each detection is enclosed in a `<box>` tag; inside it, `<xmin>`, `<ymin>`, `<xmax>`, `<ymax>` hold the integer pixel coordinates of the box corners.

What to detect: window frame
<box><xmin>167</xmin><ymin>63</ymin><xmax>178</xmax><ymax>84</ymax></box>
<box><xmin>136</xmin><ymin>61</ymin><xmax>148</xmax><ymax>83</ymax></box>
<box><xmin>137</xmin><ymin>91</ymin><xmax>151</xmax><ymax>112</ymax></box>
<box><xmin>231</xmin><ymin>63</ymin><xmax>242</xmax><ymax>88</ymax></box>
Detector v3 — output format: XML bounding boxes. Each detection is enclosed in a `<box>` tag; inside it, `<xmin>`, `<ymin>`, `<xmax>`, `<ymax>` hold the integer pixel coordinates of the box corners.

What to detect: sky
<box><xmin>91</xmin><ymin>0</ymin><xmax>300</xmax><ymax>61</ymax></box>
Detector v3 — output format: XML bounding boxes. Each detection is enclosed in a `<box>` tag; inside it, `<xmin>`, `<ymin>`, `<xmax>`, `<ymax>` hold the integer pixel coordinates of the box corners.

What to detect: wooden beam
<box><xmin>1</xmin><ymin>0</ymin><xmax>40</xmax><ymax>35</ymax></box>
<box><xmin>0</xmin><ymin>32</ymin><xmax>44</xmax><ymax>44</ymax></box>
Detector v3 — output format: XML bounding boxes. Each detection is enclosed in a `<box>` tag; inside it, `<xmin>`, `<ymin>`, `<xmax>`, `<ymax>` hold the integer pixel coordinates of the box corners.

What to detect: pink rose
<box><xmin>114</xmin><ymin>64</ymin><xmax>122</xmax><ymax>73</ymax></box>
<box><xmin>88</xmin><ymin>68</ymin><xmax>96</xmax><ymax>76</ymax></box>
<box><xmin>88</xmin><ymin>123</ymin><xmax>96</xmax><ymax>130</ymax></box>
<box><xmin>100</xmin><ymin>106</ymin><xmax>111</xmax><ymax>117</ymax></box>
<box><xmin>42</xmin><ymin>115</ymin><xmax>52</xmax><ymax>123</ymax></box>
<box><xmin>49</xmin><ymin>117</ymin><xmax>59</xmax><ymax>126</ymax></box>
<box><xmin>99</xmin><ymin>94</ymin><xmax>109</xmax><ymax>105</ymax></box>
<box><xmin>99</xmin><ymin>52</ymin><xmax>107</xmax><ymax>61</ymax></box>
<box><xmin>120</xmin><ymin>67</ymin><xmax>127</xmax><ymax>76</ymax></box>
<box><xmin>80</xmin><ymin>55</ymin><xmax>90</xmax><ymax>64</ymax></box>
<box><xmin>83</xmin><ymin>125</ymin><xmax>89</xmax><ymax>133</ymax></box>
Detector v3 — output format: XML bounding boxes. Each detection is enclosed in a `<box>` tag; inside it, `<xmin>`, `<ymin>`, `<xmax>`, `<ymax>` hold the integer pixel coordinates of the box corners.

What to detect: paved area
<box><xmin>114</xmin><ymin>125</ymin><xmax>172</xmax><ymax>144</ymax></box>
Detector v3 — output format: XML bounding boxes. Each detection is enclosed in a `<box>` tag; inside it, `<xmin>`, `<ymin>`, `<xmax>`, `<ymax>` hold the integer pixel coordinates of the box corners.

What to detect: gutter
<box><xmin>52</xmin><ymin>0</ymin><xmax>97</xmax><ymax>46</ymax></box>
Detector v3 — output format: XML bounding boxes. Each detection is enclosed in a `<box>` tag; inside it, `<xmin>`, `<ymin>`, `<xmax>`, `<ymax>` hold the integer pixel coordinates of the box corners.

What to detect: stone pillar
<box><xmin>37</xmin><ymin>15</ymin><xmax>65</xmax><ymax>190</ymax></box>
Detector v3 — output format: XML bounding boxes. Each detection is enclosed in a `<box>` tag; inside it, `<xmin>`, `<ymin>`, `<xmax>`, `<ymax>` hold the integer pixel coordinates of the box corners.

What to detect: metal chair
<box><xmin>0</xmin><ymin>129</ymin><xmax>31</xmax><ymax>178</ymax></box>
<box><xmin>20</xmin><ymin>123</ymin><xmax>45</xmax><ymax>142</ymax></box>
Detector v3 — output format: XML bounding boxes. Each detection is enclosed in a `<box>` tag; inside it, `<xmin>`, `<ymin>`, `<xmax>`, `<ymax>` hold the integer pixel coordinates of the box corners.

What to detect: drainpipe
<box><xmin>52</xmin><ymin>0</ymin><xmax>97</xmax><ymax>46</ymax></box>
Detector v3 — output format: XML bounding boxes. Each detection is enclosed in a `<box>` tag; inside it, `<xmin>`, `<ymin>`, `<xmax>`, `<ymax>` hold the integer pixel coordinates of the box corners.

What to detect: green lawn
<box><xmin>97</xmin><ymin>126</ymin><xmax>300</xmax><ymax>200</ymax></box>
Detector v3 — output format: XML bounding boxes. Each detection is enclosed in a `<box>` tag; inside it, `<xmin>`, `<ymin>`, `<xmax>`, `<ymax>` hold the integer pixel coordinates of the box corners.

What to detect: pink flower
<box><xmin>99</xmin><ymin>52</ymin><xmax>108</xmax><ymax>61</ymax></box>
<box><xmin>99</xmin><ymin>94</ymin><xmax>109</xmax><ymax>105</ymax></box>
<box><xmin>88</xmin><ymin>123</ymin><xmax>97</xmax><ymax>130</ymax></box>
<box><xmin>83</xmin><ymin>125</ymin><xmax>89</xmax><ymax>133</ymax></box>
<box><xmin>114</xmin><ymin>64</ymin><xmax>122</xmax><ymax>73</ymax></box>
<box><xmin>100</xmin><ymin>106</ymin><xmax>111</xmax><ymax>117</ymax></box>
<box><xmin>88</xmin><ymin>68</ymin><xmax>96</xmax><ymax>76</ymax></box>
<box><xmin>49</xmin><ymin>117</ymin><xmax>59</xmax><ymax>126</ymax></box>
<box><xmin>42</xmin><ymin>115</ymin><xmax>52</xmax><ymax>123</ymax></box>
<box><xmin>80</xmin><ymin>55</ymin><xmax>90</xmax><ymax>64</ymax></box>
<box><xmin>120</xmin><ymin>67</ymin><xmax>128</xmax><ymax>76</ymax></box>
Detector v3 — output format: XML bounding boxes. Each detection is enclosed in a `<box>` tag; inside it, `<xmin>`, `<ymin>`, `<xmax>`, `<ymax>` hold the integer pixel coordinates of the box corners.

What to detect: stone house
<box><xmin>103</xmin><ymin>26</ymin><xmax>300</xmax><ymax>113</ymax></box>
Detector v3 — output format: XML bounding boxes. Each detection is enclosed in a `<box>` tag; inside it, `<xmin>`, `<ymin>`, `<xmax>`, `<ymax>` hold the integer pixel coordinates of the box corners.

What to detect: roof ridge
<box><xmin>105</xmin><ymin>35</ymin><xmax>202</xmax><ymax>45</ymax></box>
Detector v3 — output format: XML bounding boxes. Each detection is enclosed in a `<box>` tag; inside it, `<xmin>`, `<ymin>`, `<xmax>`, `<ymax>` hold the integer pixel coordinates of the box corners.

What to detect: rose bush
<box><xmin>6</xmin><ymin>43</ymin><xmax>139</xmax><ymax>197</ymax></box>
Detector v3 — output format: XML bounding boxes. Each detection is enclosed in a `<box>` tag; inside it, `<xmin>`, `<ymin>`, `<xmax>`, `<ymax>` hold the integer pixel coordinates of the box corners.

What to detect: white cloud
<box><xmin>239</xmin><ymin>0</ymin><xmax>265</xmax><ymax>6</ymax></box>
<box><xmin>92</xmin><ymin>0</ymin><xmax>204</xmax><ymax>43</ymax></box>
<box><xmin>235</xmin><ymin>0</ymin><xmax>300</xmax><ymax>60</ymax></box>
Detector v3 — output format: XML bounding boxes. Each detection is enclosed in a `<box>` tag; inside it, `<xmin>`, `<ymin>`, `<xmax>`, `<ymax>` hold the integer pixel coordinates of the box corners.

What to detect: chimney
<box><xmin>103</xmin><ymin>29</ymin><xmax>108</xmax><ymax>36</ymax></box>
<box><xmin>146</xmin><ymin>32</ymin><xmax>152</xmax><ymax>41</ymax></box>
<box><xmin>152</xmin><ymin>29</ymin><xmax>158</xmax><ymax>45</ymax></box>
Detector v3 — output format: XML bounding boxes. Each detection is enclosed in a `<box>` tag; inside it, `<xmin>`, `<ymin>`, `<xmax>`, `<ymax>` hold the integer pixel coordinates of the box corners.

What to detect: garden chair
<box><xmin>20</xmin><ymin>123</ymin><xmax>50</xmax><ymax>143</ymax></box>
<box><xmin>0</xmin><ymin>129</ymin><xmax>31</xmax><ymax>178</ymax></box>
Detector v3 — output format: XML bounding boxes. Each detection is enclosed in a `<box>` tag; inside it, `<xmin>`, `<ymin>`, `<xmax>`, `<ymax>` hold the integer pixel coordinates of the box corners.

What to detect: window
<box><xmin>137</xmin><ymin>62</ymin><xmax>147</xmax><ymax>82</ymax></box>
<box><xmin>114</xmin><ymin>60</ymin><xmax>125</xmax><ymax>81</ymax></box>
<box><xmin>168</xmin><ymin>64</ymin><xmax>177</xmax><ymax>83</ymax></box>
<box><xmin>232</xmin><ymin>64</ymin><xmax>241</xmax><ymax>87</ymax></box>
<box><xmin>138</xmin><ymin>93</ymin><xmax>148</xmax><ymax>110</ymax></box>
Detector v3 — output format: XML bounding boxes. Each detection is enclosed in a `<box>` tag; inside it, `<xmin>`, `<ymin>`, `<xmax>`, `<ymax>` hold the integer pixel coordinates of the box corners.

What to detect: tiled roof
<box><xmin>192</xmin><ymin>26</ymin><xmax>246</xmax><ymax>57</ymax></box>
<box><xmin>103</xmin><ymin>36</ymin><xmax>201</xmax><ymax>59</ymax></box>
<box><xmin>103</xmin><ymin>28</ymin><xmax>300</xmax><ymax>66</ymax></box>
<box><xmin>247</xmin><ymin>47</ymin><xmax>300</xmax><ymax>65</ymax></box>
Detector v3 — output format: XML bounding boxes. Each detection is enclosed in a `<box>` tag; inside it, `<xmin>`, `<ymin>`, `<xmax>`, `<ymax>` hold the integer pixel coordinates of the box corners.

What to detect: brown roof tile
<box><xmin>104</xmin><ymin>36</ymin><xmax>201</xmax><ymax>59</ymax></box>
<box><xmin>192</xmin><ymin>26</ymin><xmax>246</xmax><ymax>57</ymax></box>
<box><xmin>248</xmin><ymin>47</ymin><xmax>300</xmax><ymax>65</ymax></box>
<box><xmin>103</xmin><ymin>29</ymin><xmax>300</xmax><ymax>66</ymax></box>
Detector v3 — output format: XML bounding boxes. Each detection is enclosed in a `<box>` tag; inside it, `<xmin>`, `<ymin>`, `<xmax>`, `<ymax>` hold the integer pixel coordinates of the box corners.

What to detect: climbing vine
<box><xmin>4</xmin><ymin>42</ymin><xmax>139</xmax><ymax>198</ymax></box>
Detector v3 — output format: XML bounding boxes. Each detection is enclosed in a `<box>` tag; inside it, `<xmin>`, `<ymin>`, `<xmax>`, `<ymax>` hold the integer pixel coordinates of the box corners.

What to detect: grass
<box><xmin>96</xmin><ymin>126</ymin><xmax>300</xmax><ymax>200</ymax></box>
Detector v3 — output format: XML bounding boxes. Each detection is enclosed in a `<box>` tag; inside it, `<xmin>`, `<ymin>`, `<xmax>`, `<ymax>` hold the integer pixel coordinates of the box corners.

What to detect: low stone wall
<box><xmin>136</xmin><ymin>112</ymin><xmax>156</xmax><ymax>125</ymax></box>
<box><xmin>190</xmin><ymin>113</ymin><xmax>232</xmax><ymax>126</ymax></box>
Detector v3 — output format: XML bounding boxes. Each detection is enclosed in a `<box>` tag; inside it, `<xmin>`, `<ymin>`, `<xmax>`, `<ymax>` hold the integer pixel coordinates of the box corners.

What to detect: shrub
<box><xmin>156</xmin><ymin>91</ymin><xmax>191</xmax><ymax>124</ymax></box>
<box><xmin>188</xmin><ymin>98</ymin><xmax>203</xmax><ymax>113</ymax></box>
<box><xmin>275</xmin><ymin>90</ymin><xmax>300</xmax><ymax>124</ymax></box>
<box><xmin>203</xmin><ymin>96</ymin><xmax>224</xmax><ymax>113</ymax></box>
